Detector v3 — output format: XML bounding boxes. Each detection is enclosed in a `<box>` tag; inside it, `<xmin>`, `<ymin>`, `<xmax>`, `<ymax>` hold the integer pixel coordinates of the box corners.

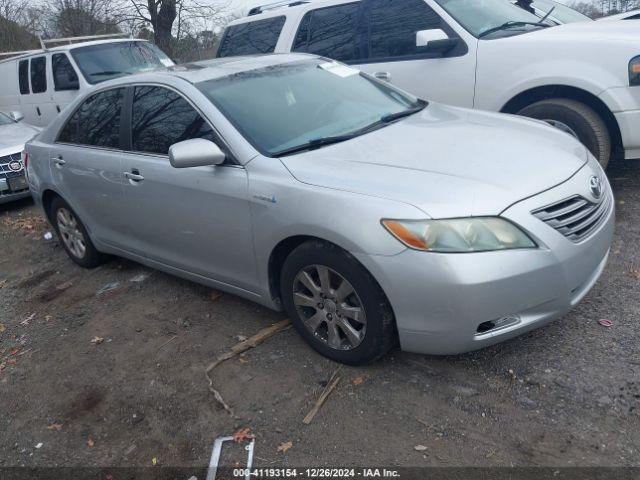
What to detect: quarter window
<box><xmin>368</xmin><ymin>0</ymin><xmax>441</xmax><ymax>59</ymax></box>
<box><xmin>30</xmin><ymin>56</ymin><xmax>47</xmax><ymax>94</ymax></box>
<box><xmin>18</xmin><ymin>60</ymin><xmax>29</xmax><ymax>94</ymax></box>
<box><xmin>52</xmin><ymin>53</ymin><xmax>79</xmax><ymax>91</ymax></box>
<box><xmin>292</xmin><ymin>3</ymin><xmax>362</xmax><ymax>63</ymax></box>
<box><xmin>131</xmin><ymin>86</ymin><xmax>216</xmax><ymax>155</ymax></box>
<box><xmin>217</xmin><ymin>16</ymin><xmax>286</xmax><ymax>57</ymax></box>
<box><xmin>58</xmin><ymin>88</ymin><xmax>123</xmax><ymax>148</ymax></box>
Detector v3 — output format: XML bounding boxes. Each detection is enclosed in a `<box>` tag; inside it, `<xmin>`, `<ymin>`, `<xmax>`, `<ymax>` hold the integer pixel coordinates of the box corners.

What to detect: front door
<box><xmin>119</xmin><ymin>85</ymin><xmax>257</xmax><ymax>291</ymax></box>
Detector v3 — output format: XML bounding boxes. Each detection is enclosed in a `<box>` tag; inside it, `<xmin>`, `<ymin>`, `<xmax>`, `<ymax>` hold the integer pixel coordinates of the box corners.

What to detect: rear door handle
<box><xmin>124</xmin><ymin>171</ymin><xmax>144</xmax><ymax>182</ymax></box>
<box><xmin>374</xmin><ymin>71</ymin><xmax>391</xmax><ymax>81</ymax></box>
<box><xmin>52</xmin><ymin>155</ymin><xmax>66</xmax><ymax>167</ymax></box>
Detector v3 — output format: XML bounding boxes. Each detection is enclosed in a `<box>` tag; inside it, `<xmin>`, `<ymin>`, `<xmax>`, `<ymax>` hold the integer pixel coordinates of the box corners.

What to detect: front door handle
<box><xmin>374</xmin><ymin>71</ymin><xmax>392</xmax><ymax>81</ymax></box>
<box><xmin>124</xmin><ymin>170</ymin><xmax>144</xmax><ymax>182</ymax></box>
<box><xmin>52</xmin><ymin>155</ymin><xmax>66</xmax><ymax>167</ymax></box>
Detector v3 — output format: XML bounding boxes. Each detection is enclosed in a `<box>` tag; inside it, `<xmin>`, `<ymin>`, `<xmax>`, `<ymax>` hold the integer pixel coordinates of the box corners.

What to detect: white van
<box><xmin>0</xmin><ymin>34</ymin><xmax>174</xmax><ymax>127</ymax></box>
<box><xmin>217</xmin><ymin>0</ymin><xmax>640</xmax><ymax>168</ymax></box>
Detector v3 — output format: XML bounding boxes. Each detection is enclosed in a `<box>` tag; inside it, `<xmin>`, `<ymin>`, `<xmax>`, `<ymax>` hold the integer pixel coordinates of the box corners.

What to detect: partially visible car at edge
<box><xmin>597</xmin><ymin>9</ymin><xmax>640</xmax><ymax>21</ymax></box>
<box><xmin>0</xmin><ymin>111</ymin><xmax>39</xmax><ymax>204</ymax></box>
<box><xmin>25</xmin><ymin>55</ymin><xmax>614</xmax><ymax>365</ymax></box>
<box><xmin>510</xmin><ymin>0</ymin><xmax>593</xmax><ymax>25</ymax></box>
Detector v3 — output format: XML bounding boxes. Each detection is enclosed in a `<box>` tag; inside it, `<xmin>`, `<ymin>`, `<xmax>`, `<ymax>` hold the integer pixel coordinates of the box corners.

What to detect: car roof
<box><xmin>227</xmin><ymin>0</ymin><xmax>357</xmax><ymax>25</ymax></box>
<box><xmin>97</xmin><ymin>52</ymin><xmax>318</xmax><ymax>87</ymax></box>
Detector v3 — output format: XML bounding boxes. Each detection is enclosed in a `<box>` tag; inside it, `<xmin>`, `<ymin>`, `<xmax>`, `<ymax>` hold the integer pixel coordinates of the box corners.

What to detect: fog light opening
<box><xmin>476</xmin><ymin>315</ymin><xmax>521</xmax><ymax>335</ymax></box>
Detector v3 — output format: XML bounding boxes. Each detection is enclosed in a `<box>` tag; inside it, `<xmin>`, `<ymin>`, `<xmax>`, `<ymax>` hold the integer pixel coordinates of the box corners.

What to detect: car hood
<box><xmin>522</xmin><ymin>20</ymin><xmax>640</xmax><ymax>42</ymax></box>
<box><xmin>0</xmin><ymin>123</ymin><xmax>40</xmax><ymax>155</ymax></box>
<box><xmin>279</xmin><ymin>104</ymin><xmax>587</xmax><ymax>218</ymax></box>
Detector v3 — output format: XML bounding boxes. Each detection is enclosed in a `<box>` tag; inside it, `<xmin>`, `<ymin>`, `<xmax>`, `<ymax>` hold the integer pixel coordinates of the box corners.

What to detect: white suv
<box><xmin>217</xmin><ymin>0</ymin><xmax>640</xmax><ymax>168</ymax></box>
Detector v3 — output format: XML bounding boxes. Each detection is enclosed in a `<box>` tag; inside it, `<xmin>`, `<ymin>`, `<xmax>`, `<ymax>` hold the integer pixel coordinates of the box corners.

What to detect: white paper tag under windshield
<box><xmin>319</xmin><ymin>61</ymin><xmax>359</xmax><ymax>78</ymax></box>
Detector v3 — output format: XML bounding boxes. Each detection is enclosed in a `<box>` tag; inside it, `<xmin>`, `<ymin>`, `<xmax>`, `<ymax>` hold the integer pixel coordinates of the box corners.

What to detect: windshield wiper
<box><xmin>479</xmin><ymin>21</ymin><xmax>549</xmax><ymax>38</ymax></box>
<box><xmin>274</xmin><ymin>101</ymin><xmax>427</xmax><ymax>157</ymax></box>
<box><xmin>89</xmin><ymin>70</ymin><xmax>132</xmax><ymax>77</ymax></box>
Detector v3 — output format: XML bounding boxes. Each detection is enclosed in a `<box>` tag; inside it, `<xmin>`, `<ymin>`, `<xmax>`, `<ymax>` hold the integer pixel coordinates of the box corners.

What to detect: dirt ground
<box><xmin>1</xmin><ymin>161</ymin><xmax>639</xmax><ymax>473</ymax></box>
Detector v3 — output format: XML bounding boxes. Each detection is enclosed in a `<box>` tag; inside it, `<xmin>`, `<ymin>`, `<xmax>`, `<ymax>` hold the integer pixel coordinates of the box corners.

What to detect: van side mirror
<box><xmin>416</xmin><ymin>29</ymin><xmax>458</xmax><ymax>55</ymax></box>
<box><xmin>169</xmin><ymin>139</ymin><xmax>226</xmax><ymax>168</ymax></box>
<box><xmin>9</xmin><ymin>111</ymin><xmax>24</xmax><ymax>122</ymax></box>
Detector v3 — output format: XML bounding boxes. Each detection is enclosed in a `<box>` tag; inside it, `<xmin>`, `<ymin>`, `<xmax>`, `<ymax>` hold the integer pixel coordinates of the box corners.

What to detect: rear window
<box><xmin>292</xmin><ymin>3</ymin><xmax>362</xmax><ymax>63</ymax></box>
<box><xmin>217</xmin><ymin>16</ymin><xmax>286</xmax><ymax>57</ymax></box>
<box><xmin>30</xmin><ymin>56</ymin><xmax>47</xmax><ymax>94</ymax></box>
<box><xmin>18</xmin><ymin>60</ymin><xmax>29</xmax><ymax>94</ymax></box>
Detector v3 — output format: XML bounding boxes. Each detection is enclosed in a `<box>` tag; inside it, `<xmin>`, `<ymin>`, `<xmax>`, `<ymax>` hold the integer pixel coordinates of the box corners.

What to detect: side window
<box><xmin>58</xmin><ymin>88</ymin><xmax>123</xmax><ymax>148</ymax></box>
<box><xmin>217</xmin><ymin>16</ymin><xmax>286</xmax><ymax>57</ymax></box>
<box><xmin>18</xmin><ymin>60</ymin><xmax>29</xmax><ymax>94</ymax></box>
<box><xmin>131</xmin><ymin>86</ymin><xmax>216</xmax><ymax>155</ymax></box>
<box><xmin>30</xmin><ymin>56</ymin><xmax>47</xmax><ymax>94</ymax></box>
<box><xmin>292</xmin><ymin>3</ymin><xmax>362</xmax><ymax>63</ymax></box>
<box><xmin>52</xmin><ymin>53</ymin><xmax>79</xmax><ymax>91</ymax></box>
<box><xmin>368</xmin><ymin>0</ymin><xmax>441</xmax><ymax>60</ymax></box>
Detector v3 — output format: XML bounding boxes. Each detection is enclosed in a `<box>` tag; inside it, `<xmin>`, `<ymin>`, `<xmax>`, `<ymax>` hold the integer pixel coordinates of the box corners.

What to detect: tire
<box><xmin>280</xmin><ymin>240</ymin><xmax>397</xmax><ymax>365</ymax></box>
<box><xmin>517</xmin><ymin>98</ymin><xmax>611</xmax><ymax>169</ymax></box>
<box><xmin>50</xmin><ymin>197</ymin><xmax>106</xmax><ymax>268</ymax></box>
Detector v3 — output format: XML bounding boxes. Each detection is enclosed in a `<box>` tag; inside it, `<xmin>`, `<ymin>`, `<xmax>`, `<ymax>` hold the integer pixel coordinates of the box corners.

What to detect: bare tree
<box><xmin>44</xmin><ymin>0</ymin><xmax>122</xmax><ymax>37</ymax></box>
<box><xmin>0</xmin><ymin>0</ymin><xmax>41</xmax><ymax>50</ymax></box>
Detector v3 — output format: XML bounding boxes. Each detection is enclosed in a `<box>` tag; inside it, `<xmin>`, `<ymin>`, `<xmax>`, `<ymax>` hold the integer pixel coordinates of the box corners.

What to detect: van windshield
<box><xmin>435</xmin><ymin>0</ymin><xmax>550</xmax><ymax>38</ymax></box>
<box><xmin>71</xmin><ymin>41</ymin><xmax>173</xmax><ymax>84</ymax></box>
<box><xmin>197</xmin><ymin>59</ymin><xmax>424</xmax><ymax>157</ymax></box>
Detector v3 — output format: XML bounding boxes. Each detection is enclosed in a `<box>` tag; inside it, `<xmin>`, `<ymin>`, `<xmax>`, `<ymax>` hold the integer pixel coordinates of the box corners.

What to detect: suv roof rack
<box><xmin>248</xmin><ymin>0</ymin><xmax>309</xmax><ymax>16</ymax></box>
<box><xmin>0</xmin><ymin>49</ymin><xmax>40</xmax><ymax>59</ymax></box>
<box><xmin>39</xmin><ymin>33</ymin><xmax>131</xmax><ymax>49</ymax></box>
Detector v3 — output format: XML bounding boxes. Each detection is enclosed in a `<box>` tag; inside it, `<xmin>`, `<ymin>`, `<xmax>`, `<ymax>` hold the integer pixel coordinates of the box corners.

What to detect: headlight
<box><xmin>382</xmin><ymin>217</ymin><xmax>536</xmax><ymax>253</ymax></box>
<box><xmin>630</xmin><ymin>56</ymin><xmax>640</xmax><ymax>87</ymax></box>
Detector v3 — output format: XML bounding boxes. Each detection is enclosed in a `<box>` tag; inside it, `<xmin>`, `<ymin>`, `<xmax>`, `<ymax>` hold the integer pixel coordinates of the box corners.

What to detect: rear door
<box><xmin>118</xmin><ymin>85</ymin><xmax>257</xmax><ymax>290</ymax></box>
<box><xmin>20</xmin><ymin>55</ymin><xmax>57</xmax><ymax>126</ymax></box>
<box><xmin>51</xmin><ymin>87</ymin><xmax>128</xmax><ymax>246</ymax></box>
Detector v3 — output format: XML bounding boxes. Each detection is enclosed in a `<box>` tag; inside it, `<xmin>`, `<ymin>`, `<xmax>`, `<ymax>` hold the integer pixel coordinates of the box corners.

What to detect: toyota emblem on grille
<box><xmin>8</xmin><ymin>160</ymin><xmax>22</xmax><ymax>172</ymax></box>
<box><xmin>589</xmin><ymin>176</ymin><xmax>602</xmax><ymax>199</ymax></box>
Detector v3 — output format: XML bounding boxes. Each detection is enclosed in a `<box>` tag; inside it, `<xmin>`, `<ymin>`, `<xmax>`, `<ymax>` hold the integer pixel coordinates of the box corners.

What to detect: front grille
<box><xmin>532</xmin><ymin>190</ymin><xmax>612</xmax><ymax>242</ymax></box>
<box><xmin>0</xmin><ymin>153</ymin><xmax>23</xmax><ymax>179</ymax></box>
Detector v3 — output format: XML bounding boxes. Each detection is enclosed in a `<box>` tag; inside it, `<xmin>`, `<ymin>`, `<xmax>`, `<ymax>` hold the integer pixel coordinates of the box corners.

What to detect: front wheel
<box><xmin>517</xmin><ymin>98</ymin><xmax>611</xmax><ymax>169</ymax></box>
<box><xmin>280</xmin><ymin>241</ymin><xmax>397</xmax><ymax>365</ymax></box>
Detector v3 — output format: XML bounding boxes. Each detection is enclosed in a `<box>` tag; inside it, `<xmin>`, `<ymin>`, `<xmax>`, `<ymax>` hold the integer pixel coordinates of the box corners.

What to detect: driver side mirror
<box><xmin>169</xmin><ymin>139</ymin><xmax>226</xmax><ymax>168</ymax></box>
<box><xmin>9</xmin><ymin>111</ymin><xmax>24</xmax><ymax>122</ymax></box>
<box><xmin>416</xmin><ymin>29</ymin><xmax>458</xmax><ymax>55</ymax></box>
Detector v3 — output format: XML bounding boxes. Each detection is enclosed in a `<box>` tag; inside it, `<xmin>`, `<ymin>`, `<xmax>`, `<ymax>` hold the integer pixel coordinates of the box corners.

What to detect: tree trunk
<box><xmin>151</xmin><ymin>0</ymin><xmax>176</xmax><ymax>57</ymax></box>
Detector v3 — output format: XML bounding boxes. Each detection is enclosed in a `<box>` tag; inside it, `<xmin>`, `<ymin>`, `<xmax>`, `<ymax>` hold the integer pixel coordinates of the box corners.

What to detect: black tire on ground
<box><xmin>280</xmin><ymin>240</ymin><xmax>397</xmax><ymax>365</ymax></box>
<box><xmin>50</xmin><ymin>196</ymin><xmax>107</xmax><ymax>269</ymax></box>
<box><xmin>517</xmin><ymin>98</ymin><xmax>611</xmax><ymax>169</ymax></box>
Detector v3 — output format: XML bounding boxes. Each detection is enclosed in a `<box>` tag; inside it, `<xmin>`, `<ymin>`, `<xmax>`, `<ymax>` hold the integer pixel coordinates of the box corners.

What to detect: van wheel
<box><xmin>51</xmin><ymin>197</ymin><xmax>106</xmax><ymax>268</ymax></box>
<box><xmin>517</xmin><ymin>98</ymin><xmax>611</xmax><ymax>169</ymax></box>
<box><xmin>280</xmin><ymin>240</ymin><xmax>397</xmax><ymax>365</ymax></box>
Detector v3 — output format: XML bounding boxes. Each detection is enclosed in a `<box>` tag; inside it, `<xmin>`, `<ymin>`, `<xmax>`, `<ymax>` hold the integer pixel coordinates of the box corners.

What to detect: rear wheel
<box><xmin>517</xmin><ymin>98</ymin><xmax>611</xmax><ymax>169</ymax></box>
<box><xmin>51</xmin><ymin>197</ymin><xmax>106</xmax><ymax>268</ymax></box>
<box><xmin>280</xmin><ymin>240</ymin><xmax>396</xmax><ymax>365</ymax></box>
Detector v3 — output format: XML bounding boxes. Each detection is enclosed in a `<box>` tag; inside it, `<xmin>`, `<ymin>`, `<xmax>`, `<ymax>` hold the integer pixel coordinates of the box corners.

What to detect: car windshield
<box><xmin>435</xmin><ymin>0</ymin><xmax>549</xmax><ymax>37</ymax></box>
<box><xmin>197</xmin><ymin>59</ymin><xmax>424</xmax><ymax>157</ymax></box>
<box><xmin>71</xmin><ymin>41</ymin><xmax>173</xmax><ymax>84</ymax></box>
<box><xmin>530</xmin><ymin>0</ymin><xmax>592</xmax><ymax>23</ymax></box>
<box><xmin>0</xmin><ymin>113</ymin><xmax>14</xmax><ymax>125</ymax></box>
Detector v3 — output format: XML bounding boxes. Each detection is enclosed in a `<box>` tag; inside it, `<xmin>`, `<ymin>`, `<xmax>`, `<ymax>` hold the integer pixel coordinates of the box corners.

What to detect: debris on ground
<box><xmin>87</xmin><ymin>437</ymin><xmax>94</xmax><ymax>448</ymax></box>
<box><xmin>0</xmin><ymin>324</ymin><xmax>5</xmax><ymax>333</ymax></box>
<box><xmin>352</xmin><ymin>375</ymin><xmax>367</xmax><ymax>386</ymax></box>
<box><xmin>43</xmin><ymin>232</ymin><xmax>53</xmax><ymax>241</ymax></box>
<box><xmin>2</xmin><ymin>214</ymin><xmax>47</xmax><ymax>234</ymax></box>
<box><xmin>21</xmin><ymin>313</ymin><xmax>36</xmax><ymax>326</ymax></box>
<box><xmin>414</xmin><ymin>445</ymin><xmax>427</xmax><ymax>452</ymax></box>
<box><xmin>90</xmin><ymin>336</ymin><xmax>105</xmax><ymax>345</ymax></box>
<box><xmin>210</xmin><ymin>290</ymin><xmax>223</xmax><ymax>302</ymax></box>
<box><xmin>207</xmin><ymin>434</ymin><xmax>256</xmax><ymax>480</ymax></box>
<box><xmin>35</xmin><ymin>443</ymin><xmax>43</xmax><ymax>449</ymax></box>
<box><xmin>598</xmin><ymin>319</ymin><xmax>613</xmax><ymax>328</ymax></box>
<box><xmin>0</xmin><ymin>279</ymin><xmax>6</xmax><ymax>289</ymax></box>
<box><xmin>232</xmin><ymin>427</ymin><xmax>253</xmax><ymax>443</ymax></box>
<box><xmin>129</xmin><ymin>273</ymin><xmax>150</xmax><ymax>283</ymax></box>
<box><xmin>151</xmin><ymin>457</ymin><xmax>158</xmax><ymax>466</ymax></box>
<box><xmin>205</xmin><ymin>319</ymin><xmax>291</xmax><ymax>416</ymax></box>
<box><xmin>157</xmin><ymin>336</ymin><xmax>177</xmax><ymax>351</ymax></box>
<box><xmin>46</xmin><ymin>423</ymin><xmax>63</xmax><ymax>431</ymax></box>
<box><xmin>96</xmin><ymin>282</ymin><xmax>121</xmax><ymax>298</ymax></box>
<box><xmin>277</xmin><ymin>441</ymin><xmax>293</xmax><ymax>453</ymax></box>
<box><xmin>303</xmin><ymin>367</ymin><xmax>342</xmax><ymax>425</ymax></box>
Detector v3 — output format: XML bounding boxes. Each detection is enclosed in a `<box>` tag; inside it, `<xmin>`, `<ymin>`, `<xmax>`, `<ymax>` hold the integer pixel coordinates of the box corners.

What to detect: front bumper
<box><xmin>355</xmin><ymin>163</ymin><xmax>615</xmax><ymax>355</ymax></box>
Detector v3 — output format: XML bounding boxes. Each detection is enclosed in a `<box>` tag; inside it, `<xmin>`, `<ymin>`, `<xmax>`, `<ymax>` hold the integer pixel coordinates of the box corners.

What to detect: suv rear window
<box><xmin>292</xmin><ymin>3</ymin><xmax>362</xmax><ymax>63</ymax></box>
<box><xmin>217</xmin><ymin>16</ymin><xmax>286</xmax><ymax>57</ymax></box>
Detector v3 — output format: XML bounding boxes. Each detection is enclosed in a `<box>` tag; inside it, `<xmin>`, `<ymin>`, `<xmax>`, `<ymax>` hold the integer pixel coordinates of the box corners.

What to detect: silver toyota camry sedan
<box><xmin>25</xmin><ymin>54</ymin><xmax>614</xmax><ymax>365</ymax></box>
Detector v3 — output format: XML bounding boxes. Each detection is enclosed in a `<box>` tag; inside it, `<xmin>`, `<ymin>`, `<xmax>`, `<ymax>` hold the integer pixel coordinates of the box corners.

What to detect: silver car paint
<box><xmin>26</xmin><ymin>54</ymin><xmax>614</xmax><ymax>355</ymax></box>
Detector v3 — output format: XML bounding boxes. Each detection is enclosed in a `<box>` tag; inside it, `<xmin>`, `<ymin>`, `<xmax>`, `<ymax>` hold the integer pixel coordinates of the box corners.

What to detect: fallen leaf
<box><xmin>352</xmin><ymin>375</ymin><xmax>366</xmax><ymax>386</ymax></box>
<box><xmin>238</xmin><ymin>356</ymin><xmax>249</xmax><ymax>364</ymax></box>
<box><xmin>631</xmin><ymin>270</ymin><xmax>640</xmax><ymax>281</ymax></box>
<box><xmin>414</xmin><ymin>445</ymin><xmax>428</xmax><ymax>452</ymax></box>
<box><xmin>44</xmin><ymin>315</ymin><xmax>53</xmax><ymax>322</ymax></box>
<box><xmin>210</xmin><ymin>290</ymin><xmax>223</xmax><ymax>302</ymax></box>
<box><xmin>90</xmin><ymin>336</ymin><xmax>104</xmax><ymax>345</ymax></box>
<box><xmin>10</xmin><ymin>347</ymin><xmax>21</xmax><ymax>356</ymax></box>
<box><xmin>47</xmin><ymin>423</ymin><xmax>63</xmax><ymax>431</ymax></box>
<box><xmin>232</xmin><ymin>427</ymin><xmax>253</xmax><ymax>443</ymax></box>
<box><xmin>56</xmin><ymin>281</ymin><xmax>73</xmax><ymax>291</ymax></box>
<box><xmin>0</xmin><ymin>324</ymin><xmax>5</xmax><ymax>333</ymax></box>
<box><xmin>0</xmin><ymin>363</ymin><xmax>5</xmax><ymax>372</ymax></box>
<box><xmin>0</xmin><ymin>279</ymin><xmax>6</xmax><ymax>289</ymax></box>
<box><xmin>277</xmin><ymin>441</ymin><xmax>293</xmax><ymax>453</ymax></box>
<box><xmin>87</xmin><ymin>437</ymin><xmax>94</xmax><ymax>448</ymax></box>
<box><xmin>151</xmin><ymin>457</ymin><xmax>158</xmax><ymax>466</ymax></box>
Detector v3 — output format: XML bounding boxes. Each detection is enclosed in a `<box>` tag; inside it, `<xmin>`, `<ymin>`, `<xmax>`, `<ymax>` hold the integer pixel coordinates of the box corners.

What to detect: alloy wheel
<box><xmin>292</xmin><ymin>265</ymin><xmax>367</xmax><ymax>351</ymax></box>
<box><xmin>56</xmin><ymin>207</ymin><xmax>86</xmax><ymax>259</ymax></box>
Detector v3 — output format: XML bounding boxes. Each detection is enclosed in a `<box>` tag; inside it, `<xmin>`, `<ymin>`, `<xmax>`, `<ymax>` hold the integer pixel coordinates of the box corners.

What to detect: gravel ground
<box><xmin>0</xmin><ymin>160</ymin><xmax>638</xmax><ymax>472</ymax></box>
